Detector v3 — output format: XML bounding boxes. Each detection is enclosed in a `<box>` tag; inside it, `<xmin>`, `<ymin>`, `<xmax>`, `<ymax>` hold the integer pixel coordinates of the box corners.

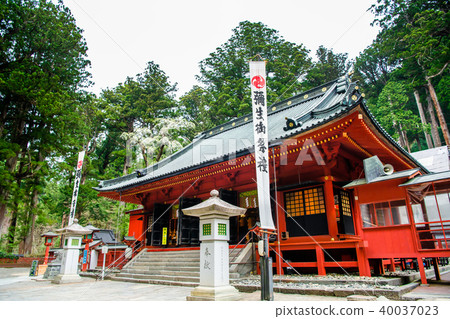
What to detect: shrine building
<box><xmin>95</xmin><ymin>76</ymin><xmax>450</xmax><ymax>284</ymax></box>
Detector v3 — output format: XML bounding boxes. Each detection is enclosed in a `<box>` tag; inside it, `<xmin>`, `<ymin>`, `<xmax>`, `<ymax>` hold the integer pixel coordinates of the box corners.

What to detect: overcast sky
<box><xmin>64</xmin><ymin>0</ymin><xmax>380</xmax><ymax>98</ymax></box>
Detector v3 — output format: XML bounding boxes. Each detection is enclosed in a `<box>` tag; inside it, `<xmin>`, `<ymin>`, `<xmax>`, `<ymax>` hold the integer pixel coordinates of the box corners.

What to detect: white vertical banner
<box><xmin>68</xmin><ymin>150</ymin><xmax>86</xmax><ymax>225</ymax></box>
<box><xmin>250</xmin><ymin>60</ymin><xmax>275</xmax><ymax>230</ymax></box>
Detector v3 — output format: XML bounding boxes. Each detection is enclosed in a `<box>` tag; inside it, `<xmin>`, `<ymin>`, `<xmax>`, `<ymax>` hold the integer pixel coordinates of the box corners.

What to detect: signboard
<box><xmin>68</xmin><ymin>150</ymin><xmax>85</xmax><ymax>225</ymax></box>
<box><xmin>249</xmin><ymin>60</ymin><xmax>275</xmax><ymax>230</ymax></box>
<box><xmin>239</xmin><ymin>190</ymin><xmax>258</xmax><ymax>208</ymax></box>
<box><xmin>162</xmin><ymin>227</ymin><xmax>168</xmax><ymax>246</ymax></box>
<box><xmin>82</xmin><ymin>249</ymin><xmax>88</xmax><ymax>264</ymax></box>
<box><xmin>29</xmin><ymin>260</ymin><xmax>39</xmax><ymax>277</ymax></box>
<box><xmin>101</xmin><ymin>246</ymin><xmax>108</xmax><ymax>254</ymax></box>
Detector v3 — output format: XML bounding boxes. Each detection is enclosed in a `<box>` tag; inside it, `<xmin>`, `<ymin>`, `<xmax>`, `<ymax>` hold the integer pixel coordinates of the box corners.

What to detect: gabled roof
<box><xmin>410</xmin><ymin>146</ymin><xmax>449</xmax><ymax>173</ymax></box>
<box><xmin>343</xmin><ymin>168</ymin><xmax>421</xmax><ymax>188</ymax></box>
<box><xmin>399</xmin><ymin>170</ymin><xmax>450</xmax><ymax>187</ymax></box>
<box><xmin>93</xmin><ymin>229</ymin><xmax>118</xmax><ymax>245</ymax></box>
<box><xmin>95</xmin><ymin>76</ymin><xmax>427</xmax><ymax>193</ymax></box>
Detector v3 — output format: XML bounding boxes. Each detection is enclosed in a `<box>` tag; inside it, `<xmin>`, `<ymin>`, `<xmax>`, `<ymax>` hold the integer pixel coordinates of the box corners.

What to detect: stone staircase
<box><xmin>111</xmin><ymin>244</ymin><xmax>254</xmax><ymax>287</ymax></box>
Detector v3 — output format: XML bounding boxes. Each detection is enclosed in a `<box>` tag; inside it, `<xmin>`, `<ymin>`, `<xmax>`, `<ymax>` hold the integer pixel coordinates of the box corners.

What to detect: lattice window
<box><xmin>285</xmin><ymin>187</ymin><xmax>326</xmax><ymax>217</ymax></box>
<box><xmin>218</xmin><ymin>223</ymin><xmax>227</xmax><ymax>236</ymax></box>
<box><xmin>203</xmin><ymin>223</ymin><xmax>211</xmax><ymax>236</ymax></box>
<box><xmin>340</xmin><ymin>190</ymin><xmax>352</xmax><ymax>217</ymax></box>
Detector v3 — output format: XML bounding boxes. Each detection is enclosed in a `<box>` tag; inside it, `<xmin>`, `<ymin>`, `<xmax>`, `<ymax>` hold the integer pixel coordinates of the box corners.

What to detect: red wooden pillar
<box><xmin>417</xmin><ymin>257</ymin><xmax>428</xmax><ymax>284</ymax></box>
<box><xmin>432</xmin><ymin>257</ymin><xmax>441</xmax><ymax>281</ymax></box>
<box><xmin>44</xmin><ymin>245</ymin><xmax>51</xmax><ymax>265</ymax></box>
<box><xmin>315</xmin><ymin>246</ymin><xmax>326</xmax><ymax>276</ymax></box>
<box><xmin>353</xmin><ymin>189</ymin><xmax>371</xmax><ymax>277</ymax></box>
<box><xmin>323</xmin><ymin>177</ymin><xmax>338</xmax><ymax>239</ymax></box>
<box><xmin>389</xmin><ymin>258</ymin><xmax>396</xmax><ymax>272</ymax></box>
<box><xmin>356</xmin><ymin>244</ymin><xmax>371</xmax><ymax>277</ymax></box>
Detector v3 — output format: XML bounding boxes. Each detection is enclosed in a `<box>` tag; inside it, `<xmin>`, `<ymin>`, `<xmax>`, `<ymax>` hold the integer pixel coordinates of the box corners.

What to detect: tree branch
<box><xmin>426</xmin><ymin>61</ymin><xmax>449</xmax><ymax>80</ymax></box>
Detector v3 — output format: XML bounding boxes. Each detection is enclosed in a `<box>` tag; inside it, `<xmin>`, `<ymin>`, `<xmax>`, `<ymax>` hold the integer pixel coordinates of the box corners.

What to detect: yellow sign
<box><xmin>162</xmin><ymin>227</ymin><xmax>168</xmax><ymax>245</ymax></box>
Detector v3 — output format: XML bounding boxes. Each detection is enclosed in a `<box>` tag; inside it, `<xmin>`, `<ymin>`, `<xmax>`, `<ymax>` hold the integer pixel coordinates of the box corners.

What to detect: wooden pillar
<box><xmin>316</xmin><ymin>246</ymin><xmax>326</xmax><ymax>276</ymax></box>
<box><xmin>356</xmin><ymin>245</ymin><xmax>371</xmax><ymax>277</ymax></box>
<box><xmin>432</xmin><ymin>257</ymin><xmax>441</xmax><ymax>281</ymax></box>
<box><xmin>373</xmin><ymin>259</ymin><xmax>385</xmax><ymax>276</ymax></box>
<box><xmin>417</xmin><ymin>257</ymin><xmax>428</xmax><ymax>285</ymax></box>
<box><xmin>43</xmin><ymin>245</ymin><xmax>51</xmax><ymax>265</ymax></box>
<box><xmin>389</xmin><ymin>258</ymin><xmax>396</xmax><ymax>272</ymax></box>
<box><xmin>323</xmin><ymin>177</ymin><xmax>338</xmax><ymax>239</ymax></box>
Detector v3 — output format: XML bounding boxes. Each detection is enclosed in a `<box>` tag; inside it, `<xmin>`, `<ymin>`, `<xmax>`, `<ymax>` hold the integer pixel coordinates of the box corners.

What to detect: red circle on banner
<box><xmin>77</xmin><ymin>160</ymin><xmax>83</xmax><ymax>169</ymax></box>
<box><xmin>251</xmin><ymin>75</ymin><xmax>265</xmax><ymax>89</ymax></box>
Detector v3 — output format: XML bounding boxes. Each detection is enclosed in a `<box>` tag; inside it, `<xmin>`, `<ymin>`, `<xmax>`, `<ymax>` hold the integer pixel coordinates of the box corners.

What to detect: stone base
<box><xmin>37</xmin><ymin>264</ymin><xmax>48</xmax><ymax>276</ymax></box>
<box><xmin>187</xmin><ymin>285</ymin><xmax>241</xmax><ymax>301</ymax></box>
<box><xmin>51</xmin><ymin>273</ymin><xmax>83</xmax><ymax>284</ymax></box>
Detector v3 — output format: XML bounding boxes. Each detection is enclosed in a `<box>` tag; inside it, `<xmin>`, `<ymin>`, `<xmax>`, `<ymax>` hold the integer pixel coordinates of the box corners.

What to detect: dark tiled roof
<box><xmin>95</xmin><ymin>76</ymin><xmax>426</xmax><ymax>193</ymax></box>
<box><xmin>93</xmin><ymin>230</ymin><xmax>117</xmax><ymax>244</ymax></box>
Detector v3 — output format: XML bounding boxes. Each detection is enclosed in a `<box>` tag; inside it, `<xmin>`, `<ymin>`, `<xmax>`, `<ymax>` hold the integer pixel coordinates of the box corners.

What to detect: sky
<box><xmin>63</xmin><ymin>0</ymin><xmax>381</xmax><ymax>98</ymax></box>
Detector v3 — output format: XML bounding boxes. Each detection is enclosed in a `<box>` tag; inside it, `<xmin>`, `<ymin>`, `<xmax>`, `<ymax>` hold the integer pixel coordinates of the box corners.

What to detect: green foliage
<box><xmin>0</xmin><ymin>0</ymin><xmax>91</xmax><ymax>252</ymax></box>
<box><xmin>355</xmin><ymin>0</ymin><xmax>449</xmax><ymax>150</ymax></box>
<box><xmin>197</xmin><ymin>21</ymin><xmax>311</xmax><ymax>124</ymax></box>
<box><xmin>0</xmin><ymin>250</ymin><xmax>19</xmax><ymax>260</ymax></box>
<box><xmin>179</xmin><ymin>86</ymin><xmax>213</xmax><ymax>134</ymax></box>
<box><xmin>304</xmin><ymin>46</ymin><xmax>350</xmax><ymax>89</ymax></box>
<box><xmin>374</xmin><ymin>81</ymin><xmax>421</xmax><ymax>137</ymax></box>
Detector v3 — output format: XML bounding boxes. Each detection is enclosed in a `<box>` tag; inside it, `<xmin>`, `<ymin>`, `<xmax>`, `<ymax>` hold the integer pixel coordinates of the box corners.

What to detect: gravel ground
<box><xmin>235</xmin><ymin>274</ymin><xmax>399</xmax><ymax>291</ymax></box>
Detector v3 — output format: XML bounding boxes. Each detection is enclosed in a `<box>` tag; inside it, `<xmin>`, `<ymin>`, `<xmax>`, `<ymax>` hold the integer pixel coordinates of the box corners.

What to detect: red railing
<box><xmin>415</xmin><ymin>220</ymin><xmax>450</xmax><ymax>250</ymax></box>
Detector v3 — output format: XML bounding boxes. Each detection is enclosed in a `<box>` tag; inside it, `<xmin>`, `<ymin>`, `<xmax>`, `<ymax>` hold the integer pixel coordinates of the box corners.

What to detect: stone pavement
<box><xmin>402</xmin><ymin>271</ymin><xmax>450</xmax><ymax>300</ymax></box>
<box><xmin>0</xmin><ymin>267</ymin><xmax>449</xmax><ymax>301</ymax></box>
<box><xmin>0</xmin><ymin>268</ymin><xmax>344</xmax><ymax>301</ymax></box>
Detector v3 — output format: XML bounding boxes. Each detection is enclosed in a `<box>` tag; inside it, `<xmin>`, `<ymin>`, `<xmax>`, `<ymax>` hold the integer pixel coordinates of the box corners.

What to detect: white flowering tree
<box><xmin>121</xmin><ymin>117</ymin><xmax>195</xmax><ymax>168</ymax></box>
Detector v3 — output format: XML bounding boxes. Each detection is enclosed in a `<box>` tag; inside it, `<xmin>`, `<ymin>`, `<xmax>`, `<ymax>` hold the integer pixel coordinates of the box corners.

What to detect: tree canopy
<box><xmin>196</xmin><ymin>21</ymin><xmax>311</xmax><ymax>124</ymax></box>
<box><xmin>0</xmin><ymin>2</ymin><xmax>448</xmax><ymax>255</ymax></box>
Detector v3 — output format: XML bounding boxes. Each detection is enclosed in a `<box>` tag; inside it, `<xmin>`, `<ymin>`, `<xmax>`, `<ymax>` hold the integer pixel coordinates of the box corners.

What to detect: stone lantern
<box><xmin>38</xmin><ymin>231</ymin><xmax>58</xmax><ymax>275</ymax></box>
<box><xmin>52</xmin><ymin>219</ymin><xmax>92</xmax><ymax>284</ymax></box>
<box><xmin>81</xmin><ymin>224</ymin><xmax>98</xmax><ymax>271</ymax></box>
<box><xmin>41</xmin><ymin>231</ymin><xmax>58</xmax><ymax>265</ymax></box>
<box><xmin>183</xmin><ymin>189</ymin><xmax>246</xmax><ymax>301</ymax></box>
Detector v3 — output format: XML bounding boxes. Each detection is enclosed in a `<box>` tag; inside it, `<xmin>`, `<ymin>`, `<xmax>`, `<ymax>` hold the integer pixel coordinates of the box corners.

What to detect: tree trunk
<box><xmin>413</xmin><ymin>89</ymin><xmax>433</xmax><ymax>149</ymax></box>
<box><xmin>399</xmin><ymin>123</ymin><xmax>411</xmax><ymax>153</ymax></box>
<box><xmin>415</xmin><ymin>134</ymin><xmax>422</xmax><ymax>151</ymax></box>
<box><xmin>0</xmin><ymin>106</ymin><xmax>26</xmax><ymax>236</ymax></box>
<box><xmin>22</xmin><ymin>187</ymin><xmax>39</xmax><ymax>255</ymax></box>
<box><xmin>393</xmin><ymin>119</ymin><xmax>407</xmax><ymax>150</ymax></box>
<box><xmin>123</xmin><ymin>120</ymin><xmax>134</xmax><ymax>176</ymax></box>
<box><xmin>426</xmin><ymin>78</ymin><xmax>449</xmax><ymax>145</ymax></box>
<box><xmin>0</xmin><ymin>156</ymin><xmax>19</xmax><ymax>236</ymax></box>
<box><xmin>6</xmin><ymin>202</ymin><xmax>19</xmax><ymax>253</ymax></box>
<box><xmin>426</xmin><ymin>93</ymin><xmax>442</xmax><ymax>147</ymax></box>
<box><xmin>155</xmin><ymin>144</ymin><xmax>165</xmax><ymax>162</ymax></box>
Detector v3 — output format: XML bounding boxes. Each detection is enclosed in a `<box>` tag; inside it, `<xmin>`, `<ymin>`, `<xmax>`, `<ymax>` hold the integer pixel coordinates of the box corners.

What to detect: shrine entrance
<box><xmin>335</xmin><ymin>189</ymin><xmax>355</xmax><ymax>235</ymax></box>
<box><xmin>284</xmin><ymin>186</ymin><xmax>329</xmax><ymax>237</ymax></box>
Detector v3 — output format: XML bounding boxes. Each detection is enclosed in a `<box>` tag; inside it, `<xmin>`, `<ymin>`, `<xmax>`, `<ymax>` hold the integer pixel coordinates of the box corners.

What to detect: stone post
<box><xmin>52</xmin><ymin>219</ymin><xmax>92</xmax><ymax>284</ymax></box>
<box><xmin>184</xmin><ymin>189</ymin><xmax>246</xmax><ymax>301</ymax></box>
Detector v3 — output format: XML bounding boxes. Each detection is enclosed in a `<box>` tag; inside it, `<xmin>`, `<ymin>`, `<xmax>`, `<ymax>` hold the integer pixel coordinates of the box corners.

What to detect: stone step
<box><xmin>110</xmin><ymin>276</ymin><xmax>198</xmax><ymax>287</ymax></box>
<box><xmin>144</xmin><ymin>250</ymin><xmax>200</xmax><ymax>256</ymax></box>
<box><xmin>136</xmin><ymin>257</ymin><xmax>200</xmax><ymax>262</ymax></box>
<box><xmin>129</xmin><ymin>261</ymin><xmax>200</xmax><ymax>268</ymax></box>
<box><xmin>126</xmin><ymin>265</ymin><xmax>199</xmax><ymax>272</ymax></box>
<box><xmin>120</xmin><ymin>269</ymin><xmax>200</xmax><ymax>277</ymax></box>
<box><xmin>115</xmin><ymin>273</ymin><xmax>200</xmax><ymax>283</ymax></box>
